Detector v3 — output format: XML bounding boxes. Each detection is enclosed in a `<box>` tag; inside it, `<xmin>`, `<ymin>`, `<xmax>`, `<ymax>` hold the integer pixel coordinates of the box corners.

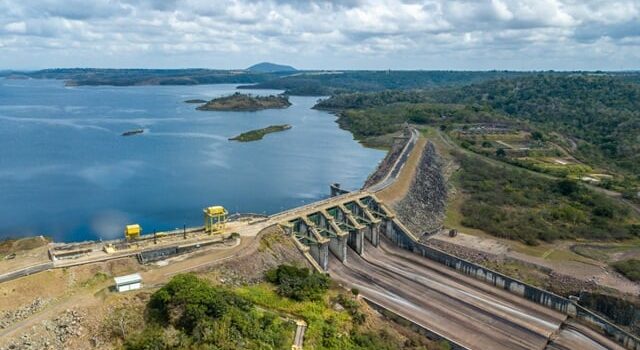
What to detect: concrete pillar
<box><xmin>347</xmin><ymin>228</ymin><xmax>364</xmax><ymax>255</ymax></box>
<box><xmin>369</xmin><ymin>221</ymin><xmax>381</xmax><ymax>247</ymax></box>
<box><xmin>383</xmin><ymin>219</ymin><xmax>395</xmax><ymax>242</ymax></box>
<box><xmin>318</xmin><ymin>241</ymin><xmax>329</xmax><ymax>271</ymax></box>
<box><xmin>328</xmin><ymin>234</ymin><xmax>347</xmax><ymax>262</ymax></box>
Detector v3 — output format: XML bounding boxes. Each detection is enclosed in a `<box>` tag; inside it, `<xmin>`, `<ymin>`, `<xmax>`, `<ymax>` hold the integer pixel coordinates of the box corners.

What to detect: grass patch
<box><xmin>81</xmin><ymin>272</ymin><xmax>109</xmax><ymax>288</ymax></box>
<box><xmin>229</xmin><ymin>124</ymin><xmax>292</xmax><ymax>142</ymax></box>
<box><xmin>612</xmin><ymin>259</ymin><xmax>640</xmax><ymax>282</ymax></box>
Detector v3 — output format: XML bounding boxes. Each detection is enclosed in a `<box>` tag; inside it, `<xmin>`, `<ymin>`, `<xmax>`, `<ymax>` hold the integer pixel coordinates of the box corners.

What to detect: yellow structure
<box><xmin>125</xmin><ymin>224</ymin><xmax>141</xmax><ymax>240</ymax></box>
<box><xmin>204</xmin><ymin>206</ymin><xmax>228</xmax><ymax>234</ymax></box>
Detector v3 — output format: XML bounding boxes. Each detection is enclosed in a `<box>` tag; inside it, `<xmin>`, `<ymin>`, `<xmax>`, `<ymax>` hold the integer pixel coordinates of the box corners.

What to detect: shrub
<box><xmin>265</xmin><ymin>265</ymin><xmax>330</xmax><ymax>301</ymax></box>
<box><xmin>612</xmin><ymin>260</ymin><xmax>640</xmax><ymax>282</ymax></box>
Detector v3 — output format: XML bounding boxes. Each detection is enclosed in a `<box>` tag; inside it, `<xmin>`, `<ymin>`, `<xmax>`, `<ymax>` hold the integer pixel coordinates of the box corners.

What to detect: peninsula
<box><xmin>229</xmin><ymin>124</ymin><xmax>292</xmax><ymax>142</ymax></box>
<box><xmin>196</xmin><ymin>92</ymin><xmax>291</xmax><ymax>111</ymax></box>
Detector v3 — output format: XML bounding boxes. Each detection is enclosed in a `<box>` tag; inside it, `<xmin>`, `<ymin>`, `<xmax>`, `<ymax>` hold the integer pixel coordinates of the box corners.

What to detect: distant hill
<box><xmin>246</xmin><ymin>62</ymin><xmax>297</xmax><ymax>73</ymax></box>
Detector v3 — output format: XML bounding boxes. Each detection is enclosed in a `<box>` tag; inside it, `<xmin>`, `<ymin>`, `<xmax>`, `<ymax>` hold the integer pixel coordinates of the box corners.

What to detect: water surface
<box><xmin>0</xmin><ymin>79</ymin><xmax>384</xmax><ymax>242</ymax></box>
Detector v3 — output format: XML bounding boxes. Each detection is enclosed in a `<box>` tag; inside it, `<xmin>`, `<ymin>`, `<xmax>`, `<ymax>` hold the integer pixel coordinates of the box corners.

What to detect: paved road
<box><xmin>329</xmin><ymin>238</ymin><xmax>623</xmax><ymax>350</ymax></box>
<box><xmin>367</xmin><ymin>128</ymin><xmax>419</xmax><ymax>192</ymax></box>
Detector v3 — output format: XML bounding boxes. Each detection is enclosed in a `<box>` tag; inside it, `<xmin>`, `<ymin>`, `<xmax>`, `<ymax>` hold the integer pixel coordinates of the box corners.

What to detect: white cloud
<box><xmin>3</xmin><ymin>21</ymin><xmax>27</xmax><ymax>34</ymax></box>
<box><xmin>0</xmin><ymin>0</ymin><xmax>638</xmax><ymax>70</ymax></box>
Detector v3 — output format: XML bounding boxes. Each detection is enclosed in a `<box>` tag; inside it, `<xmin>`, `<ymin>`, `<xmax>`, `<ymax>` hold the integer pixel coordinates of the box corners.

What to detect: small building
<box><xmin>114</xmin><ymin>273</ymin><xmax>142</xmax><ymax>292</ymax></box>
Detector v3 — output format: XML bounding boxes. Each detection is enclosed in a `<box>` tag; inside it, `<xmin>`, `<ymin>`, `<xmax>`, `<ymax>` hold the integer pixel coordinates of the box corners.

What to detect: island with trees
<box><xmin>229</xmin><ymin>124</ymin><xmax>292</xmax><ymax>142</ymax></box>
<box><xmin>196</xmin><ymin>92</ymin><xmax>291</xmax><ymax>111</ymax></box>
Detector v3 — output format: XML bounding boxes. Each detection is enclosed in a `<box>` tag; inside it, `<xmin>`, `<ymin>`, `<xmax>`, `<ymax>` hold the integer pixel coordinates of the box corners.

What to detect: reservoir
<box><xmin>0</xmin><ymin>79</ymin><xmax>385</xmax><ymax>242</ymax></box>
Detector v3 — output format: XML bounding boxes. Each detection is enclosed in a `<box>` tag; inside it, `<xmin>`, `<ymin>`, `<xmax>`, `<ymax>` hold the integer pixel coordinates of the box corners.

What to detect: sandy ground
<box><xmin>0</xmin><ymin>237</ymin><xmax>50</xmax><ymax>275</ymax></box>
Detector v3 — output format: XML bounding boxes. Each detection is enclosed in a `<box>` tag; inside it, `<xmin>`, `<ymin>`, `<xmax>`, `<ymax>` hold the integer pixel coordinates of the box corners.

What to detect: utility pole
<box><xmin>183</xmin><ymin>224</ymin><xmax>186</xmax><ymax>239</ymax></box>
<box><xmin>153</xmin><ymin>230</ymin><xmax>157</xmax><ymax>244</ymax></box>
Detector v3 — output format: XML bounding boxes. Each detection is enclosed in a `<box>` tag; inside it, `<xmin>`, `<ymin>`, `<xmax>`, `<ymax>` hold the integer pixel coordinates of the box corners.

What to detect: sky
<box><xmin>1</xmin><ymin>0</ymin><xmax>639</xmax><ymax>71</ymax></box>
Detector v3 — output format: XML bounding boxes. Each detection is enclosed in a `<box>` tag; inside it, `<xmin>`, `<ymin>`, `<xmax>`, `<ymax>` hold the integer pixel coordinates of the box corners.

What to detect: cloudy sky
<box><xmin>1</xmin><ymin>0</ymin><xmax>639</xmax><ymax>70</ymax></box>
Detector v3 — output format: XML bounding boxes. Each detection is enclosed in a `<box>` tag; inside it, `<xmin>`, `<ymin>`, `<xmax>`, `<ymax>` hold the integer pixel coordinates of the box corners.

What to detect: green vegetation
<box><xmin>612</xmin><ymin>259</ymin><xmax>640</xmax><ymax>282</ymax></box>
<box><xmin>124</xmin><ymin>274</ymin><xmax>292</xmax><ymax>350</ymax></box>
<box><xmin>241</xmin><ymin>71</ymin><xmax>534</xmax><ymax>95</ymax></box>
<box><xmin>265</xmin><ymin>264</ymin><xmax>330</xmax><ymax>301</ymax></box>
<box><xmin>230</xmin><ymin>124</ymin><xmax>292</xmax><ymax>142</ymax></box>
<box><xmin>435</xmin><ymin>75</ymin><xmax>640</xmax><ymax>175</ymax></box>
<box><xmin>184</xmin><ymin>99</ymin><xmax>206</xmax><ymax>103</ymax></box>
<box><xmin>318</xmin><ymin>75</ymin><xmax>640</xmax><ymax>178</ymax></box>
<box><xmin>455</xmin><ymin>153</ymin><xmax>637</xmax><ymax>244</ymax></box>
<box><xmin>197</xmin><ymin>92</ymin><xmax>291</xmax><ymax>111</ymax></box>
<box><xmin>121</xmin><ymin>269</ymin><xmax>443</xmax><ymax>349</ymax></box>
<box><xmin>235</xmin><ymin>282</ymin><xmax>439</xmax><ymax>350</ymax></box>
<box><xmin>7</xmin><ymin>68</ymin><xmax>279</xmax><ymax>86</ymax></box>
<box><xmin>335</xmin><ymin>103</ymin><xmax>503</xmax><ymax>140</ymax></box>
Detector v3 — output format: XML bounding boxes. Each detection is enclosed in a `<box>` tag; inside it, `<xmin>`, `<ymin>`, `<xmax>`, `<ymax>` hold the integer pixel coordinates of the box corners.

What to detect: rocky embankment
<box><xmin>362</xmin><ymin>130</ymin><xmax>410</xmax><ymax>189</ymax></box>
<box><xmin>394</xmin><ymin>141</ymin><xmax>447</xmax><ymax>235</ymax></box>
<box><xmin>1</xmin><ymin>309</ymin><xmax>86</xmax><ymax>350</ymax></box>
<box><xmin>0</xmin><ymin>298</ymin><xmax>51</xmax><ymax>330</ymax></box>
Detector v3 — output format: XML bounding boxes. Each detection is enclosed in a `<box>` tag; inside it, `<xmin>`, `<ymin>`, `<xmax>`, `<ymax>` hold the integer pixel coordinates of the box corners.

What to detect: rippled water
<box><xmin>0</xmin><ymin>79</ymin><xmax>384</xmax><ymax>242</ymax></box>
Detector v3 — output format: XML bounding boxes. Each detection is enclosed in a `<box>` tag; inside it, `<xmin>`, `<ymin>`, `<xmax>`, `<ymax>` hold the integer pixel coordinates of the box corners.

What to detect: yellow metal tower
<box><xmin>125</xmin><ymin>224</ymin><xmax>141</xmax><ymax>240</ymax></box>
<box><xmin>204</xmin><ymin>206</ymin><xmax>228</xmax><ymax>234</ymax></box>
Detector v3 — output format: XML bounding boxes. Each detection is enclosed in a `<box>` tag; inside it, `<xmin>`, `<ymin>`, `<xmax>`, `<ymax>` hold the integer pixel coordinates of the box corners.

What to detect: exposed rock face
<box><xmin>394</xmin><ymin>141</ymin><xmax>447</xmax><ymax>235</ymax></box>
<box><xmin>2</xmin><ymin>309</ymin><xmax>86</xmax><ymax>350</ymax></box>
<box><xmin>363</xmin><ymin>130</ymin><xmax>410</xmax><ymax>189</ymax></box>
<box><xmin>0</xmin><ymin>298</ymin><xmax>51</xmax><ymax>330</ymax></box>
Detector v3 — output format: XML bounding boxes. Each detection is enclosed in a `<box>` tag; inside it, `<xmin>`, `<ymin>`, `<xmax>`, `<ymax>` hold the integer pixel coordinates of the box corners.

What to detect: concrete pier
<box><xmin>281</xmin><ymin>193</ymin><xmax>394</xmax><ymax>269</ymax></box>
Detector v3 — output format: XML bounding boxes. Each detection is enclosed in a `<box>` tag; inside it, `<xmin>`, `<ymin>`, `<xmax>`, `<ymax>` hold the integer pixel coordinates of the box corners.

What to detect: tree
<box><xmin>531</xmin><ymin>131</ymin><xmax>544</xmax><ymax>141</ymax></box>
<box><xmin>266</xmin><ymin>265</ymin><xmax>330</xmax><ymax>301</ymax></box>
<box><xmin>496</xmin><ymin>148</ymin><xmax>507</xmax><ymax>157</ymax></box>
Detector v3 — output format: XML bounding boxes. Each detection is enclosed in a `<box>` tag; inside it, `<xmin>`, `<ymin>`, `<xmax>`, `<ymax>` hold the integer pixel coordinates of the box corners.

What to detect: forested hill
<box><xmin>434</xmin><ymin>75</ymin><xmax>640</xmax><ymax>174</ymax></box>
<box><xmin>238</xmin><ymin>70</ymin><xmax>534</xmax><ymax>95</ymax></box>
<box><xmin>317</xmin><ymin>74</ymin><xmax>640</xmax><ymax>174</ymax></box>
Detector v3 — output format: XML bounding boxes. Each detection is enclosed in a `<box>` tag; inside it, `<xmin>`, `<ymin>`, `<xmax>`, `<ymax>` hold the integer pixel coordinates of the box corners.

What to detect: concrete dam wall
<box><xmin>382</xmin><ymin>218</ymin><xmax>640</xmax><ymax>350</ymax></box>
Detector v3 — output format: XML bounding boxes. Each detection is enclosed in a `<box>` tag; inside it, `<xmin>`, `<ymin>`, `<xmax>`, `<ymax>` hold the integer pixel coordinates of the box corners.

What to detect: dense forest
<box><xmin>239</xmin><ymin>70</ymin><xmax>534</xmax><ymax>95</ymax></box>
<box><xmin>1</xmin><ymin>68</ymin><xmax>280</xmax><ymax>86</ymax></box>
<box><xmin>318</xmin><ymin>74</ymin><xmax>640</xmax><ymax>175</ymax></box>
<box><xmin>434</xmin><ymin>75</ymin><xmax>640</xmax><ymax>175</ymax></box>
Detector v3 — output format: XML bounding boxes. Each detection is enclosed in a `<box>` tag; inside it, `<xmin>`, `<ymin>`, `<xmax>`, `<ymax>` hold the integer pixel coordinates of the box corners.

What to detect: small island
<box><xmin>184</xmin><ymin>99</ymin><xmax>207</xmax><ymax>103</ymax></box>
<box><xmin>229</xmin><ymin>124</ymin><xmax>292</xmax><ymax>142</ymax></box>
<box><xmin>196</xmin><ymin>92</ymin><xmax>291</xmax><ymax>111</ymax></box>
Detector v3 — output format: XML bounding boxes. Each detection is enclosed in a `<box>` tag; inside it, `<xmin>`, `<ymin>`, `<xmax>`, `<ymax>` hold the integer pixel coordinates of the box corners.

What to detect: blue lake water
<box><xmin>0</xmin><ymin>79</ymin><xmax>385</xmax><ymax>242</ymax></box>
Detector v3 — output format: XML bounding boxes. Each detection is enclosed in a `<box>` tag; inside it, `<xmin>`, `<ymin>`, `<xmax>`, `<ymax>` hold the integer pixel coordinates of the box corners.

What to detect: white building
<box><xmin>114</xmin><ymin>273</ymin><xmax>142</xmax><ymax>292</ymax></box>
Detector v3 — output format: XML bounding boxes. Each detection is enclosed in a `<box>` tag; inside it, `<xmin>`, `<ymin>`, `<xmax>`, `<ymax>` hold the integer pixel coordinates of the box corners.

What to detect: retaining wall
<box><xmin>0</xmin><ymin>262</ymin><xmax>54</xmax><ymax>283</ymax></box>
<box><xmin>382</xmin><ymin>218</ymin><xmax>640</xmax><ymax>350</ymax></box>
